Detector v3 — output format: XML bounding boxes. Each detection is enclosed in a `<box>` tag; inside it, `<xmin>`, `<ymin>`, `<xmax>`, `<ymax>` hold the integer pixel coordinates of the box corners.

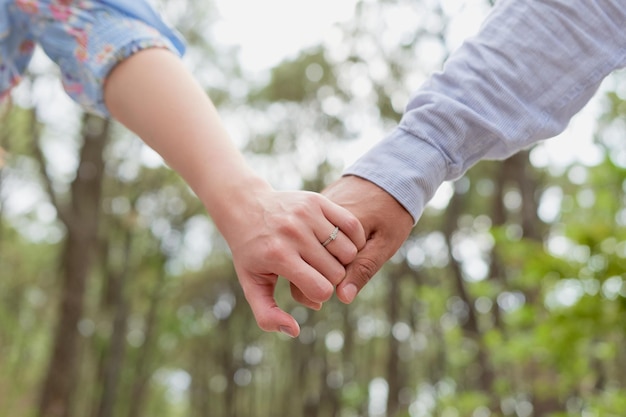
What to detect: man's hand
<box><xmin>322</xmin><ymin>175</ymin><xmax>414</xmax><ymax>303</ymax></box>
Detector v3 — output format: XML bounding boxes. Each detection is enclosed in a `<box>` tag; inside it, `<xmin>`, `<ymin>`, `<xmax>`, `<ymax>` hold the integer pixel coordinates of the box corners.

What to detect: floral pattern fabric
<box><xmin>0</xmin><ymin>0</ymin><xmax>182</xmax><ymax>116</ymax></box>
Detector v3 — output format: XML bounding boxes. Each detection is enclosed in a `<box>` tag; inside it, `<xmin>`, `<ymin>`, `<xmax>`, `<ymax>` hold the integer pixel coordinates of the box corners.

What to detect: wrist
<box><xmin>199</xmin><ymin>171</ymin><xmax>273</xmax><ymax>243</ymax></box>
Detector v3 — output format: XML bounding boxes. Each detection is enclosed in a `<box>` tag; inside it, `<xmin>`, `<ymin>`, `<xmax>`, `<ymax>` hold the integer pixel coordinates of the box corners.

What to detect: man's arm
<box><xmin>327</xmin><ymin>0</ymin><xmax>626</xmax><ymax>302</ymax></box>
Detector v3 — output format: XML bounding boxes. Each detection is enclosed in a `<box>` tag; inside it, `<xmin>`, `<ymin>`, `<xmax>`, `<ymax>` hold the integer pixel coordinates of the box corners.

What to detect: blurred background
<box><xmin>1</xmin><ymin>0</ymin><xmax>626</xmax><ymax>416</ymax></box>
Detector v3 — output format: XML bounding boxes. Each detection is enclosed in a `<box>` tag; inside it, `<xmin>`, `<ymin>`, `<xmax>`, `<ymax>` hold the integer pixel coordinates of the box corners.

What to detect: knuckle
<box><xmin>296</xmin><ymin>277</ymin><xmax>333</xmax><ymax>303</ymax></box>
<box><xmin>342</xmin><ymin>215</ymin><xmax>361</xmax><ymax>235</ymax></box>
<box><xmin>342</xmin><ymin>244</ymin><xmax>359</xmax><ymax>264</ymax></box>
<box><xmin>291</xmin><ymin>199</ymin><xmax>312</xmax><ymax>217</ymax></box>
<box><xmin>255</xmin><ymin>315</ymin><xmax>274</xmax><ymax>332</ymax></box>
<box><xmin>327</xmin><ymin>265</ymin><xmax>347</xmax><ymax>285</ymax></box>
<box><xmin>306</xmin><ymin>280</ymin><xmax>334</xmax><ymax>303</ymax></box>
<box><xmin>275</xmin><ymin>215</ymin><xmax>301</xmax><ymax>239</ymax></box>
<box><xmin>291</xmin><ymin>285</ymin><xmax>318</xmax><ymax>308</ymax></box>
<box><xmin>290</xmin><ymin>286</ymin><xmax>307</xmax><ymax>304</ymax></box>
<box><xmin>301</xmin><ymin>191</ymin><xmax>320</xmax><ymax>204</ymax></box>
<box><xmin>351</xmin><ymin>257</ymin><xmax>380</xmax><ymax>286</ymax></box>
<box><xmin>340</xmin><ymin>217</ymin><xmax>366</xmax><ymax>249</ymax></box>
<box><xmin>317</xmin><ymin>283</ymin><xmax>334</xmax><ymax>302</ymax></box>
<box><xmin>263</xmin><ymin>239</ymin><xmax>283</xmax><ymax>260</ymax></box>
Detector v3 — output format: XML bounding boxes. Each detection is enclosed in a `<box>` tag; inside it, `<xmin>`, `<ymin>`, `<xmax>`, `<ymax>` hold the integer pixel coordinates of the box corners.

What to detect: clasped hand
<box><xmin>224</xmin><ymin>176</ymin><xmax>414</xmax><ymax>338</ymax></box>
<box><xmin>223</xmin><ymin>187</ymin><xmax>365</xmax><ymax>338</ymax></box>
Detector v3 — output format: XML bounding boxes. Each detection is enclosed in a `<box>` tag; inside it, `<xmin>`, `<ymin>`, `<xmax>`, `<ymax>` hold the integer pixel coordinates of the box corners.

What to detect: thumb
<box><xmin>238</xmin><ymin>272</ymin><xmax>300</xmax><ymax>337</ymax></box>
<box><xmin>335</xmin><ymin>235</ymin><xmax>391</xmax><ymax>304</ymax></box>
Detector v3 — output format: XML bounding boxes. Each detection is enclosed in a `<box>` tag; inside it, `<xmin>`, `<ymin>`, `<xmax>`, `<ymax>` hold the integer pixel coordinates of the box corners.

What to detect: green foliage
<box><xmin>251</xmin><ymin>48</ymin><xmax>337</xmax><ymax>103</ymax></box>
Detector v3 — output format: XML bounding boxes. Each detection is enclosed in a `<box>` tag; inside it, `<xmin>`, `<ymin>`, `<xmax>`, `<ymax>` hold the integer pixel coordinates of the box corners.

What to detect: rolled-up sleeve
<box><xmin>345</xmin><ymin>0</ymin><xmax>626</xmax><ymax>223</ymax></box>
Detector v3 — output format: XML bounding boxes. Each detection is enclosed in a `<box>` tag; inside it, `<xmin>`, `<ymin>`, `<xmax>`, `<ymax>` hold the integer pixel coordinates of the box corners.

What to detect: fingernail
<box><xmin>343</xmin><ymin>284</ymin><xmax>358</xmax><ymax>303</ymax></box>
<box><xmin>279</xmin><ymin>326</ymin><xmax>296</xmax><ymax>338</ymax></box>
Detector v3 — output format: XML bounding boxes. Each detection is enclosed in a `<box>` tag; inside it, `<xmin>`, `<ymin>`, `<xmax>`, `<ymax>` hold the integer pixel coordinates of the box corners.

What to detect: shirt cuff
<box><xmin>343</xmin><ymin>127</ymin><xmax>448</xmax><ymax>224</ymax></box>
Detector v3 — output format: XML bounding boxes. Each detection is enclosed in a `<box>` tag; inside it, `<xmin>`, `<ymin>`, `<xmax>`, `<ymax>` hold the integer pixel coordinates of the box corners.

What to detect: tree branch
<box><xmin>28</xmin><ymin>109</ymin><xmax>71</xmax><ymax>226</ymax></box>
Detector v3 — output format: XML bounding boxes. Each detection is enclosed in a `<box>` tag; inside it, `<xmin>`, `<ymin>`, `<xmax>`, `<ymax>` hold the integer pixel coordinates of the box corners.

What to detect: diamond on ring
<box><xmin>322</xmin><ymin>226</ymin><xmax>340</xmax><ymax>247</ymax></box>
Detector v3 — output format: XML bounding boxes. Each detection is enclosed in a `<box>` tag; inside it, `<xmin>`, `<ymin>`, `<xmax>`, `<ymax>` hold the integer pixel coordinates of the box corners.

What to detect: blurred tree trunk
<box><xmin>505</xmin><ymin>153</ymin><xmax>561</xmax><ymax>414</ymax></box>
<box><xmin>37</xmin><ymin>113</ymin><xmax>110</xmax><ymax>417</ymax></box>
<box><xmin>127</xmin><ymin>265</ymin><xmax>167</xmax><ymax>417</ymax></box>
<box><xmin>290</xmin><ymin>341</ymin><xmax>309</xmax><ymax>416</ymax></box>
<box><xmin>511</xmin><ymin>151</ymin><xmax>542</xmax><ymax>241</ymax></box>
<box><xmin>385</xmin><ymin>265</ymin><xmax>407</xmax><ymax>417</ymax></box>
<box><xmin>489</xmin><ymin>160</ymin><xmax>511</xmax><ymax>330</ymax></box>
<box><xmin>319</xmin><ymin>358</ymin><xmax>341</xmax><ymax>417</ymax></box>
<box><xmin>443</xmin><ymin>184</ymin><xmax>495</xmax><ymax>399</ymax></box>
<box><xmin>219</xmin><ymin>327</ymin><xmax>238</xmax><ymax>417</ymax></box>
<box><xmin>489</xmin><ymin>152</ymin><xmax>543</xmax><ymax>325</ymax></box>
<box><xmin>94</xmin><ymin>230</ymin><xmax>133</xmax><ymax>417</ymax></box>
<box><xmin>189</xmin><ymin>337</ymin><xmax>212</xmax><ymax>417</ymax></box>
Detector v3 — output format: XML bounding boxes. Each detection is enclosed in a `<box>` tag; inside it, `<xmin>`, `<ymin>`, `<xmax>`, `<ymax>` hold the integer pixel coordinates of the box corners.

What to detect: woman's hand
<box><xmin>220</xmin><ymin>187</ymin><xmax>366</xmax><ymax>337</ymax></box>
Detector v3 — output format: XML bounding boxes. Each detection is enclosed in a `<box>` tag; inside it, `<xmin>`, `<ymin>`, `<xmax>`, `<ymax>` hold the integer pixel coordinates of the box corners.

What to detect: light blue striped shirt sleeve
<box><xmin>344</xmin><ymin>0</ymin><xmax>626</xmax><ymax>224</ymax></box>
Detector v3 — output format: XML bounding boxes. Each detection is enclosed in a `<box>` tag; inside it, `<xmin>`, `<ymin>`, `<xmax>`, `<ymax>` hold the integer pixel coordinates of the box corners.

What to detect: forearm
<box><xmin>346</xmin><ymin>0</ymin><xmax>626</xmax><ymax>223</ymax></box>
<box><xmin>103</xmin><ymin>48</ymin><xmax>269</xmax><ymax>241</ymax></box>
<box><xmin>103</xmin><ymin>48</ymin><xmax>368</xmax><ymax>335</ymax></box>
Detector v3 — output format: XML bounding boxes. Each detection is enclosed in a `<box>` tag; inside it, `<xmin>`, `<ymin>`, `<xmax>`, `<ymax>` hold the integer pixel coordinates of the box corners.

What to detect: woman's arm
<box><xmin>103</xmin><ymin>48</ymin><xmax>365</xmax><ymax>337</ymax></box>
